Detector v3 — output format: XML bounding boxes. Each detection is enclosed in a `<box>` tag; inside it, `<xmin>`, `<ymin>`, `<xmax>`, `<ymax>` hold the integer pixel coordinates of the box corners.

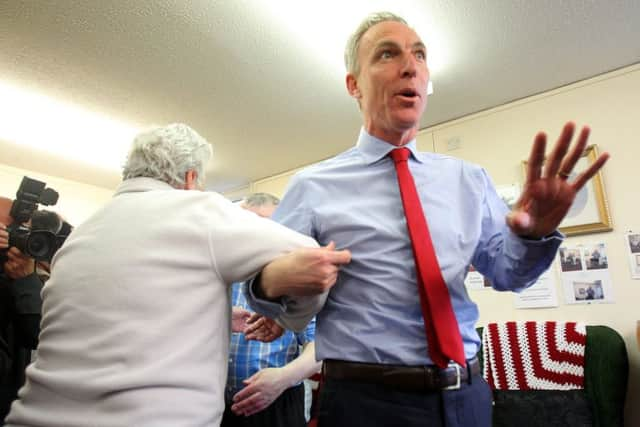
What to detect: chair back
<box><xmin>477</xmin><ymin>323</ymin><xmax>628</xmax><ymax>427</ymax></box>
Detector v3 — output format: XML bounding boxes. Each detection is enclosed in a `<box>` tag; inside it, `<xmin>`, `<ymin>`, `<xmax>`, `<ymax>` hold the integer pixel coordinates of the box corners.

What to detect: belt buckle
<box><xmin>442</xmin><ymin>363</ymin><xmax>461</xmax><ymax>391</ymax></box>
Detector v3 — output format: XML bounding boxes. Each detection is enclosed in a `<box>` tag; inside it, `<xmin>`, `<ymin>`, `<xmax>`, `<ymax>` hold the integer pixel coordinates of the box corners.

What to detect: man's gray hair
<box><xmin>122</xmin><ymin>123</ymin><xmax>213</xmax><ymax>188</ymax></box>
<box><xmin>344</xmin><ymin>12</ymin><xmax>408</xmax><ymax>76</ymax></box>
<box><xmin>242</xmin><ymin>193</ymin><xmax>280</xmax><ymax>208</ymax></box>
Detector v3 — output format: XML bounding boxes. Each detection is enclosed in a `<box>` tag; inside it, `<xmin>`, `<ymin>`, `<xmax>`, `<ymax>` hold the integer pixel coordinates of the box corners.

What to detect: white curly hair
<box><xmin>122</xmin><ymin>123</ymin><xmax>213</xmax><ymax>188</ymax></box>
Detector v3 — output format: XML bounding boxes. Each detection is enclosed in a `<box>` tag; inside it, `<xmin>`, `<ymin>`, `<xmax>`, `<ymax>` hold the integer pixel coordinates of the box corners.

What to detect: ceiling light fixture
<box><xmin>0</xmin><ymin>80</ymin><xmax>141</xmax><ymax>173</ymax></box>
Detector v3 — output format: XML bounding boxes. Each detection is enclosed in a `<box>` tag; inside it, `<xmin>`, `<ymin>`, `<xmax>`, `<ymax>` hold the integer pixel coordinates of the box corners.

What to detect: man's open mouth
<box><xmin>398</xmin><ymin>89</ymin><xmax>419</xmax><ymax>98</ymax></box>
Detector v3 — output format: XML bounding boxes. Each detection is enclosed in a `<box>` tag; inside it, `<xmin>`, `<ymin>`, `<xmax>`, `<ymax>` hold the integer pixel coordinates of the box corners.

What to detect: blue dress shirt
<box><xmin>248</xmin><ymin>128</ymin><xmax>562</xmax><ymax>366</ymax></box>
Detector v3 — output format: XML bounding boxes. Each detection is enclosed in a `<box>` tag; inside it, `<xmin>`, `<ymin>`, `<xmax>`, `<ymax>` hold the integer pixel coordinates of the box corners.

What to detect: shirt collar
<box><xmin>114</xmin><ymin>177</ymin><xmax>175</xmax><ymax>197</ymax></box>
<box><xmin>355</xmin><ymin>127</ymin><xmax>423</xmax><ymax>165</ymax></box>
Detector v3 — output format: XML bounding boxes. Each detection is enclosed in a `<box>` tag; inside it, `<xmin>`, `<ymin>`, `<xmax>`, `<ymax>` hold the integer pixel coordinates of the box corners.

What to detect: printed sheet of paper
<box><xmin>464</xmin><ymin>265</ymin><xmax>492</xmax><ymax>291</ymax></box>
<box><xmin>513</xmin><ymin>269</ymin><xmax>559</xmax><ymax>309</ymax></box>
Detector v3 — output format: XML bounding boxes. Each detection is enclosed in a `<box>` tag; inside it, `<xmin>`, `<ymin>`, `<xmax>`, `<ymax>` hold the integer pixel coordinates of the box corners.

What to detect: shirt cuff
<box><xmin>505</xmin><ymin>229</ymin><xmax>564</xmax><ymax>275</ymax></box>
<box><xmin>508</xmin><ymin>229</ymin><xmax>564</xmax><ymax>251</ymax></box>
<box><xmin>243</xmin><ymin>276</ymin><xmax>287</xmax><ymax>320</ymax></box>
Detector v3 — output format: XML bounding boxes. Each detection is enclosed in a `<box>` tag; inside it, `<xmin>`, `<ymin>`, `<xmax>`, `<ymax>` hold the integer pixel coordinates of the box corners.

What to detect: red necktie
<box><xmin>389</xmin><ymin>147</ymin><xmax>466</xmax><ymax>368</ymax></box>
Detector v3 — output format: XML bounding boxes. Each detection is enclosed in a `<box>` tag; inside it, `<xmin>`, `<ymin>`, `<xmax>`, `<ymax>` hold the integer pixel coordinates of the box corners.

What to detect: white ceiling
<box><xmin>1</xmin><ymin>1</ymin><xmax>639</xmax><ymax>192</ymax></box>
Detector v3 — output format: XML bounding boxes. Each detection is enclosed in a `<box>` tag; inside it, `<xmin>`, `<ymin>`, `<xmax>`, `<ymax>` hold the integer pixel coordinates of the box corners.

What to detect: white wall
<box><xmin>241</xmin><ymin>64</ymin><xmax>640</xmax><ymax>426</ymax></box>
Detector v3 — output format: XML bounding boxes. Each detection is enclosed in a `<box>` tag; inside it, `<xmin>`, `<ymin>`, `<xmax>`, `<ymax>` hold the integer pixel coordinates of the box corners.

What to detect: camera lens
<box><xmin>27</xmin><ymin>232</ymin><xmax>53</xmax><ymax>260</ymax></box>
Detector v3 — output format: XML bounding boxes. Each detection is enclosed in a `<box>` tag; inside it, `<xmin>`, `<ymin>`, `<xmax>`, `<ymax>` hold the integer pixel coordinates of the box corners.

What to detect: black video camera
<box><xmin>8</xmin><ymin>211</ymin><xmax>71</xmax><ymax>262</ymax></box>
<box><xmin>1</xmin><ymin>177</ymin><xmax>66</xmax><ymax>276</ymax></box>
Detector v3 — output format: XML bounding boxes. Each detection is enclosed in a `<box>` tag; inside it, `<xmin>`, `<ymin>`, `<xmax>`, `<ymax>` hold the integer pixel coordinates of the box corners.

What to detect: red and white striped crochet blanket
<box><xmin>482</xmin><ymin>321</ymin><xmax>586</xmax><ymax>390</ymax></box>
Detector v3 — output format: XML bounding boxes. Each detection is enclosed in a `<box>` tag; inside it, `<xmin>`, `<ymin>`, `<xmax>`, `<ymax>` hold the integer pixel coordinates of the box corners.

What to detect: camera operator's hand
<box><xmin>0</xmin><ymin>222</ymin><xmax>8</xmax><ymax>249</ymax></box>
<box><xmin>4</xmin><ymin>247</ymin><xmax>36</xmax><ymax>280</ymax></box>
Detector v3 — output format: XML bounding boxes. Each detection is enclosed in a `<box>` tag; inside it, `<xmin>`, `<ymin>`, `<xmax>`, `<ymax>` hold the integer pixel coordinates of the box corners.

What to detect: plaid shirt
<box><xmin>226</xmin><ymin>283</ymin><xmax>316</xmax><ymax>399</ymax></box>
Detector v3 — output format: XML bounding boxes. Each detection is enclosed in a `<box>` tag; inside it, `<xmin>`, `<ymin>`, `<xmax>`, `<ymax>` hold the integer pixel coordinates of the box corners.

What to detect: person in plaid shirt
<box><xmin>222</xmin><ymin>194</ymin><xmax>321</xmax><ymax>427</ymax></box>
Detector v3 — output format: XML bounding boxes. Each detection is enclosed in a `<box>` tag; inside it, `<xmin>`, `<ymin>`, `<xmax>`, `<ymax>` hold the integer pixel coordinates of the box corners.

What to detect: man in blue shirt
<box><xmin>247</xmin><ymin>11</ymin><xmax>609</xmax><ymax>427</ymax></box>
<box><xmin>223</xmin><ymin>194</ymin><xmax>321</xmax><ymax>427</ymax></box>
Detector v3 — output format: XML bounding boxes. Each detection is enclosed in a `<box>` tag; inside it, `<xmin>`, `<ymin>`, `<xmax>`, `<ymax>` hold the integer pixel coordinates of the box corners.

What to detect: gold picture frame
<box><xmin>521</xmin><ymin>144</ymin><xmax>612</xmax><ymax>236</ymax></box>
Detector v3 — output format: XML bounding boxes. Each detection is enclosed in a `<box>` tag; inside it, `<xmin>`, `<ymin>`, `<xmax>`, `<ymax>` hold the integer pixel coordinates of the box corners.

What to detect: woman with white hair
<box><xmin>6</xmin><ymin>123</ymin><xmax>350</xmax><ymax>427</ymax></box>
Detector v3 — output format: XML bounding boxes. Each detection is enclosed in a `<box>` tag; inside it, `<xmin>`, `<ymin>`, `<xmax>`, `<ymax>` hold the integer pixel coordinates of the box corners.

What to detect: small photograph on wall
<box><xmin>483</xmin><ymin>276</ymin><xmax>493</xmax><ymax>288</ymax></box>
<box><xmin>625</xmin><ymin>232</ymin><xmax>640</xmax><ymax>279</ymax></box>
<box><xmin>572</xmin><ymin>280</ymin><xmax>604</xmax><ymax>301</ymax></box>
<box><xmin>634</xmin><ymin>254</ymin><xmax>640</xmax><ymax>279</ymax></box>
<box><xmin>583</xmin><ymin>243</ymin><xmax>608</xmax><ymax>270</ymax></box>
<box><xmin>628</xmin><ymin>233</ymin><xmax>640</xmax><ymax>253</ymax></box>
<box><xmin>558</xmin><ymin>246</ymin><xmax>583</xmax><ymax>272</ymax></box>
<box><xmin>562</xmin><ymin>272</ymin><xmax>614</xmax><ymax>304</ymax></box>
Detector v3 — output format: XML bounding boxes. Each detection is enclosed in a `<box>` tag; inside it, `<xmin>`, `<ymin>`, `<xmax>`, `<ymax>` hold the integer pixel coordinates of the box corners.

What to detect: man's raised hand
<box><xmin>507</xmin><ymin>122</ymin><xmax>609</xmax><ymax>238</ymax></box>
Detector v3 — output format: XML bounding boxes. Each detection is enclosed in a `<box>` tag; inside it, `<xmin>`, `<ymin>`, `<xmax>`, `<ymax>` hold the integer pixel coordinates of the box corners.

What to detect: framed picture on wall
<box><xmin>521</xmin><ymin>144</ymin><xmax>612</xmax><ymax>236</ymax></box>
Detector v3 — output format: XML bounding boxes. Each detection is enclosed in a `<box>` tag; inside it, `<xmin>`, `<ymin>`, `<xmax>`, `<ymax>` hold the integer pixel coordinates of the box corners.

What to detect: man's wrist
<box><xmin>254</xmin><ymin>267</ymin><xmax>284</xmax><ymax>301</ymax></box>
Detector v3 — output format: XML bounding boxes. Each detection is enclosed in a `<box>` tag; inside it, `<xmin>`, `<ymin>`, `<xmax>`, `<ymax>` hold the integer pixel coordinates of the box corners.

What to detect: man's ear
<box><xmin>346</xmin><ymin>74</ymin><xmax>361</xmax><ymax>99</ymax></box>
<box><xmin>184</xmin><ymin>170</ymin><xmax>198</xmax><ymax>190</ymax></box>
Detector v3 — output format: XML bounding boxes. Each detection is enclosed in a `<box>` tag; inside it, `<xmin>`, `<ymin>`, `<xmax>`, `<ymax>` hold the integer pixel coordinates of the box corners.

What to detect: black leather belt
<box><xmin>323</xmin><ymin>356</ymin><xmax>481</xmax><ymax>392</ymax></box>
